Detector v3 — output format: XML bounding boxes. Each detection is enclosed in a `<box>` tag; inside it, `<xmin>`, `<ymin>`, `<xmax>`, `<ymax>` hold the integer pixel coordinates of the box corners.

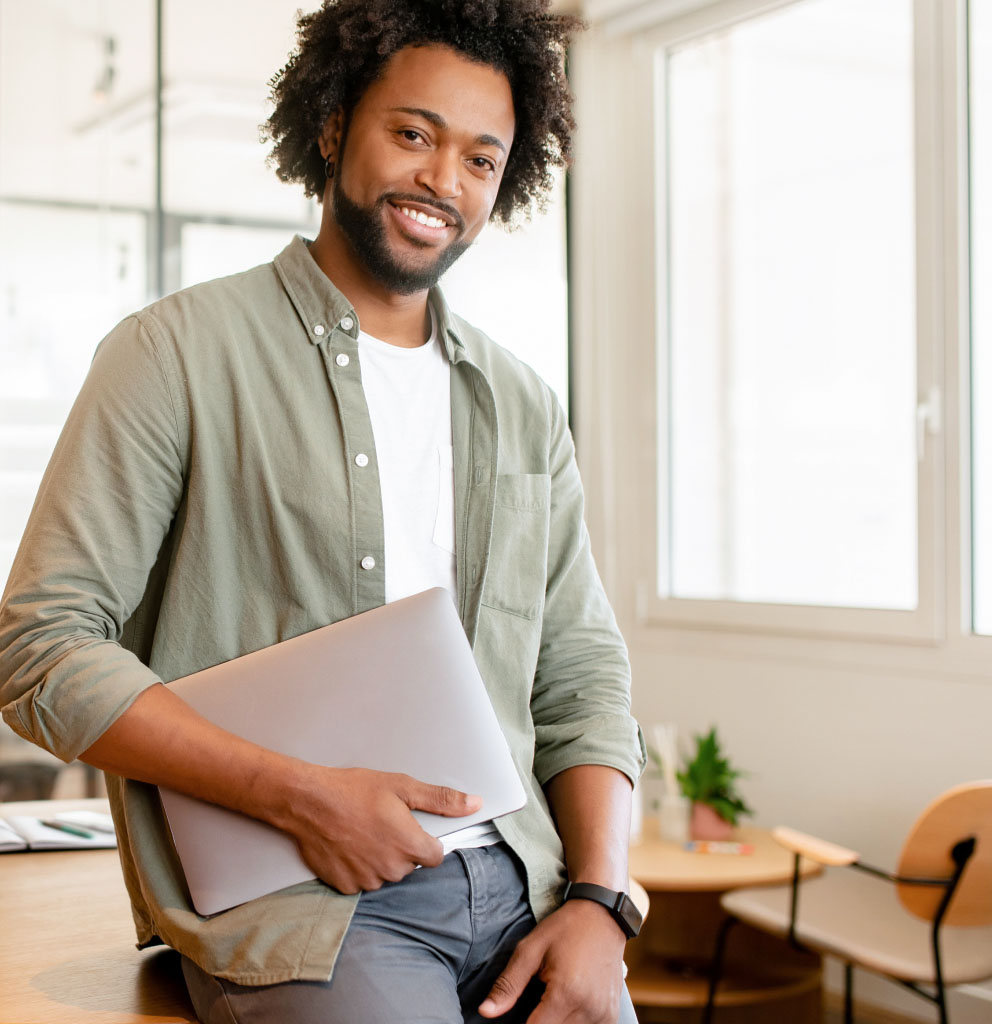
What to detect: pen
<box><xmin>40</xmin><ymin>820</ymin><xmax>95</xmax><ymax>839</ymax></box>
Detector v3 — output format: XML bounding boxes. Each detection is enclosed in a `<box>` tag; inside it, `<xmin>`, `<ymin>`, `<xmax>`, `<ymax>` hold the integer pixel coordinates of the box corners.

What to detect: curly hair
<box><xmin>263</xmin><ymin>0</ymin><xmax>583</xmax><ymax>225</ymax></box>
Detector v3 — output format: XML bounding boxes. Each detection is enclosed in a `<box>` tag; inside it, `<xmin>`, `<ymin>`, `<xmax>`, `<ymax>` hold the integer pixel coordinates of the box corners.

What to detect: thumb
<box><xmin>403</xmin><ymin>778</ymin><xmax>483</xmax><ymax>818</ymax></box>
<box><xmin>479</xmin><ymin>943</ymin><xmax>541</xmax><ymax>1018</ymax></box>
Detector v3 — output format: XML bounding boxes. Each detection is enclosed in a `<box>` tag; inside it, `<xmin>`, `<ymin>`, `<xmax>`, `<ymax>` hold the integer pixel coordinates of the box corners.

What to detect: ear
<box><xmin>318</xmin><ymin>109</ymin><xmax>345</xmax><ymax>163</ymax></box>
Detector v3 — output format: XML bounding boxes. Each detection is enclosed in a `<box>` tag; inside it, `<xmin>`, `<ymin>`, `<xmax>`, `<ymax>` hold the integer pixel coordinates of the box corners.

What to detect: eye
<box><xmin>470</xmin><ymin>156</ymin><xmax>497</xmax><ymax>174</ymax></box>
<box><xmin>398</xmin><ymin>128</ymin><xmax>425</xmax><ymax>144</ymax></box>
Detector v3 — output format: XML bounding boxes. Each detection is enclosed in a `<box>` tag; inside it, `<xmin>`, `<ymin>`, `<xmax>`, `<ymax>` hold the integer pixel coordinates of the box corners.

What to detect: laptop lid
<box><xmin>159</xmin><ymin>588</ymin><xmax>526</xmax><ymax>915</ymax></box>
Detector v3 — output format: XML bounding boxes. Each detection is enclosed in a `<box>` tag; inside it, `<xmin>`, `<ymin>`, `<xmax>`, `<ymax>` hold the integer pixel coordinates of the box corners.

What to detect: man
<box><xmin>0</xmin><ymin>2</ymin><xmax>645</xmax><ymax>1022</ymax></box>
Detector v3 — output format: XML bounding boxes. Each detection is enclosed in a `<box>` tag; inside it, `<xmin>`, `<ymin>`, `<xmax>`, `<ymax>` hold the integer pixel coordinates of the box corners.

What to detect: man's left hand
<box><xmin>478</xmin><ymin>898</ymin><xmax>626</xmax><ymax>1023</ymax></box>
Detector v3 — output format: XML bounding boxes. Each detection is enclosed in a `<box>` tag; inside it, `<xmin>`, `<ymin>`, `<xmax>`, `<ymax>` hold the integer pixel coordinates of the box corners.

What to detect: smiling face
<box><xmin>321</xmin><ymin>44</ymin><xmax>516</xmax><ymax>296</ymax></box>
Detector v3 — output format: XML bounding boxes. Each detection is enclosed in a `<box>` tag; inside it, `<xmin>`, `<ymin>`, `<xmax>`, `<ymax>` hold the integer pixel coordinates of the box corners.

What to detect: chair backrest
<box><xmin>897</xmin><ymin>780</ymin><xmax>992</xmax><ymax>926</ymax></box>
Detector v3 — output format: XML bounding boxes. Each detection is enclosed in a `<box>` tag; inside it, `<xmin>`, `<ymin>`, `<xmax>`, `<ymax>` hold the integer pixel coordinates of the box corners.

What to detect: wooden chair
<box><xmin>701</xmin><ymin>781</ymin><xmax>992</xmax><ymax>1024</ymax></box>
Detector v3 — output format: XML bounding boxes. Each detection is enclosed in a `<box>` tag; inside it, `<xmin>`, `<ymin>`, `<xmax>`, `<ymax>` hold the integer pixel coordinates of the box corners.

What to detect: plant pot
<box><xmin>690</xmin><ymin>801</ymin><xmax>734</xmax><ymax>841</ymax></box>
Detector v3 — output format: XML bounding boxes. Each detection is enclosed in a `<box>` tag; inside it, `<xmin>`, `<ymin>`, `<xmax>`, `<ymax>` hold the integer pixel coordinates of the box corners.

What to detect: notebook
<box><xmin>0</xmin><ymin>811</ymin><xmax>117</xmax><ymax>852</ymax></box>
<box><xmin>159</xmin><ymin>588</ymin><xmax>526</xmax><ymax>915</ymax></box>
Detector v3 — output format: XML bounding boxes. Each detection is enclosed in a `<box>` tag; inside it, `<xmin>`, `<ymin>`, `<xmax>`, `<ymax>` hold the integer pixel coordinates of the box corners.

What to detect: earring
<box><xmin>324</xmin><ymin>156</ymin><xmax>335</xmax><ymax>179</ymax></box>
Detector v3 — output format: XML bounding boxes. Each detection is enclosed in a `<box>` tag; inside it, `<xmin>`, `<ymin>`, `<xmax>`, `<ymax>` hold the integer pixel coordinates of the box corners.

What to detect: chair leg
<box><xmin>935</xmin><ymin>980</ymin><xmax>948</xmax><ymax>1024</ymax></box>
<box><xmin>701</xmin><ymin>916</ymin><xmax>737</xmax><ymax>1024</ymax></box>
<box><xmin>933</xmin><ymin>928</ymin><xmax>949</xmax><ymax>1024</ymax></box>
<box><xmin>844</xmin><ymin>962</ymin><xmax>854</xmax><ymax>1024</ymax></box>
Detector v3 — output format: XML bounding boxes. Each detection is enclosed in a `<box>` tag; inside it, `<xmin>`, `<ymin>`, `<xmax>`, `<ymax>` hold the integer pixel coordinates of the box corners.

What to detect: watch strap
<box><xmin>562</xmin><ymin>881</ymin><xmax>643</xmax><ymax>939</ymax></box>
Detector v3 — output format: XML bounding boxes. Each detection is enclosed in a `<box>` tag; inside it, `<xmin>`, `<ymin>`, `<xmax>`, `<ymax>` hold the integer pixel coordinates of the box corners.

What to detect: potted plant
<box><xmin>678</xmin><ymin>727</ymin><xmax>752</xmax><ymax>841</ymax></box>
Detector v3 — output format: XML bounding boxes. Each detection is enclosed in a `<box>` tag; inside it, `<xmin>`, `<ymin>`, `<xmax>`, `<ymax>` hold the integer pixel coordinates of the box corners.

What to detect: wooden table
<box><xmin>626</xmin><ymin>825</ymin><xmax>822</xmax><ymax>1023</ymax></box>
<box><xmin>0</xmin><ymin>798</ymin><xmax>197</xmax><ymax>1024</ymax></box>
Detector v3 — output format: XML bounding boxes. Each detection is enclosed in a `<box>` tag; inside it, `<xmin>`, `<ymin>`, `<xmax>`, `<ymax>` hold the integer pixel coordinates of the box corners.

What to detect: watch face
<box><xmin>562</xmin><ymin>882</ymin><xmax>642</xmax><ymax>939</ymax></box>
<box><xmin>618</xmin><ymin>894</ymin><xmax>643</xmax><ymax>937</ymax></box>
<box><xmin>618</xmin><ymin>897</ymin><xmax>642</xmax><ymax>937</ymax></box>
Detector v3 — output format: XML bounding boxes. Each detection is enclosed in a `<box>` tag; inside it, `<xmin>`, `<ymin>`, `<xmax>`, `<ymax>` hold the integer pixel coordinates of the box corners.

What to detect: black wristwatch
<box><xmin>562</xmin><ymin>881</ymin><xmax>643</xmax><ymax>940</ymax></box>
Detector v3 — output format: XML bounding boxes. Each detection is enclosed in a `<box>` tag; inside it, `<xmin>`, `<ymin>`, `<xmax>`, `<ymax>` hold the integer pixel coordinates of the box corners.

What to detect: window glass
<box><xmin>162</xmin><ymin>0</ymin><xmax>321</xmax><ymax>288</ymax></box>
<box><xmin>971</xmin><ymin>0</ymin><xmax>992</xmax><ymax>634</ymax></box>
<box><xmin>0</xmin><ymin>0</ymin><xmax>155</xmax><ymax>800</ymax></box>
<box><xmin>442</xmin><ymin>176</ymin><xmax>569</xmax><ymax>408</ymax></box>
<box><xmin>663</xmin><ymin>0</ymin><xmax>917</xmax><ymax>609</ymax></box>
<box><xmin>0</xmin><ymin>0</ymin><xmax>154</xmax><ymax>594</ymax></box>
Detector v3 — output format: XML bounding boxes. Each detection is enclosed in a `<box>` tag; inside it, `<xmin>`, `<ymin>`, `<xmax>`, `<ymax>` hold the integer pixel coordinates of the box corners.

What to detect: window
<box><xmin>0</xmin><ymin>0</ymin><xmax>155</xmax><ymax>597</ymax></box>
<box><xmin>0</xmin><ymin>0</ymin><xmax>324</xmax><ymax>598</ymax></box>
<box><xmin>664</xmin><ymin>0</ymin><xmax>918</xmax><ymax>612</ymax></box>
<box><xmin>570</xmin><ymin>0</ymin><xmax>982</xmax><ymax>649</ymax></box>
<box><xmin>623</xmin><ymin>0</ymin><xmax>956</xmax><ymax>642</ymax></box>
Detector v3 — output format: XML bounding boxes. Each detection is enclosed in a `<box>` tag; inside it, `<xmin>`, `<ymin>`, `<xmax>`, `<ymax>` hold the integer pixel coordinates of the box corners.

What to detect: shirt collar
<box><xmin>273</xmin><ymin>234</ymin><xmax>467</xmax><ymax>360</ymax></box>
<box><xmin>428</xmin><ymin>285</ymin><xmax>466</xmax><ymax>364</ymax></box>
<box><xmin>272</xmin><ymin>235</ymin><xmax>358</xmax><ymax>345</ymax></box>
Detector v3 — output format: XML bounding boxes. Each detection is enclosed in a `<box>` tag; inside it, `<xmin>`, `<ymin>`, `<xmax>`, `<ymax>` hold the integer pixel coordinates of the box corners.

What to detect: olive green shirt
<box><xmin>0</xmin><ymin>236</ymin><xmax>645</xmax><ymax>984</ymax></box>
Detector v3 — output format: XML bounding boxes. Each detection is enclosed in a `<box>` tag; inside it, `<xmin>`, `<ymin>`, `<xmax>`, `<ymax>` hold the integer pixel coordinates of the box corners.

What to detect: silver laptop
<box><xmin>159</xmin><ymin>588</ymin><xmax>526</xmax><ymax>915</ymax></box>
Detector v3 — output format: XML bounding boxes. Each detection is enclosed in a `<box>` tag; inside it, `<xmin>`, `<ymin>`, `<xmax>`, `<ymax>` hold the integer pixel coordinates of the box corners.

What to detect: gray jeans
<box><xmin>182</xmin><ymin>843</ymin><xmax>638</xmax><ymax>1024</ymax></box>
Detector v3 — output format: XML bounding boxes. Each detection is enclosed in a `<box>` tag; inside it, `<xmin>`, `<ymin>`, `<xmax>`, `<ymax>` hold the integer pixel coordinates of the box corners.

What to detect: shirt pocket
<box><xmin>433</xmin><ymin>444</ymin><xmax>456</xmax><ymax>554</ymax></box>
<box><xmin>481</xmin><ymin>473</ymin><xmax>551</xmax><ymax>620</ymax></box>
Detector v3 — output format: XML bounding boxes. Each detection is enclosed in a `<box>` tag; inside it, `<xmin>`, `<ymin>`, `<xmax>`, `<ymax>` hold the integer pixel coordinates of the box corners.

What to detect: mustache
<box><xmin>382</xmin><ymin>192</ymin><xmax>465</xmax><ymax>232</ymax></box>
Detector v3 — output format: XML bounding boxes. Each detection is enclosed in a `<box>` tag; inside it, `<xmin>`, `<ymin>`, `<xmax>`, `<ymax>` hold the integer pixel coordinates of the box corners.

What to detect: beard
<box><xmin>332</xmin><ymin>177</ymin><xmax>471</xmax><ymax>295</ymax></box>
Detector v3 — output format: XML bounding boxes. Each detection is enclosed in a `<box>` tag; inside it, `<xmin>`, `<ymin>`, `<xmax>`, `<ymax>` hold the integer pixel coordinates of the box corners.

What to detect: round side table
<box><xmin>626</xmin><ymin>825</ymin><xmax>822</xmax><ymax>1023</ymax></box>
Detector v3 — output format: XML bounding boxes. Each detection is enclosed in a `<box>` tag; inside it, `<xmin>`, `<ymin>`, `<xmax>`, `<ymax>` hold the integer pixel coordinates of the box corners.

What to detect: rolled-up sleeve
<box><xmin>529</xmin><ymin>391</ymin><xmax>646</xmax><ymax>788</ymax></box>
<box><xmin>0</xmin><ymin>315</ymin><xmax>185</xmax><ymax>761</ymax></box>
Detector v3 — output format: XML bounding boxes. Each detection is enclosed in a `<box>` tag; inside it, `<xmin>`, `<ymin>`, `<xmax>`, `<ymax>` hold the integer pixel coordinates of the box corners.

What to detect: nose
<box><xmin>414</xmin><ymin>146</ymin><xmax>462</xmax><ymax>200</ymax></box>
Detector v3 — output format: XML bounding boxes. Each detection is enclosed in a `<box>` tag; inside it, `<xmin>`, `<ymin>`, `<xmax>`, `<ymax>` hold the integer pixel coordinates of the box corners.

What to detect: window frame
<box><xmin>569</xmin><ymin>0</ymin><xmax>992</xmax><ymax>676</ymax></box>
<box><xmin>647</xmin><ymin>0</ymin><xmax>947</xmax><ymax>643</ymax></box>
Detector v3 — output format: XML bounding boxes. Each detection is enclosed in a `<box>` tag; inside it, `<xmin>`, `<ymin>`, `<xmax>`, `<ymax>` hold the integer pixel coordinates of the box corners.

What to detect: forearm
<box><xmin>544</xmin><ymin>764</ymin><xmax>632</xmax><ymax>890</ymax></box>
<box><xmin>81</xmin><ymin>682</ymin><xmax>478</xmax><ymax>893</ymax></box>
<box><xmin>81</xmin><ymin>682</ymin><xmax>309</xmax><ymax>832</ymax></box>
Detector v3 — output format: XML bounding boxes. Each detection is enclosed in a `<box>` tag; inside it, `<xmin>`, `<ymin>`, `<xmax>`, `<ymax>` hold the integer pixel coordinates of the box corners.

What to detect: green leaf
<box><xmin>677</xmin><ymin>727</ymin><xmax>752</xmax><ymax>822</ymax></box>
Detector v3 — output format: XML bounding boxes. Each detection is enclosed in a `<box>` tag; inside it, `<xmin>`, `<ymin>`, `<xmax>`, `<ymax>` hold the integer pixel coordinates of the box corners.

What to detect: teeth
<box><xmin>400</xmin><ymin>206</ymin><xmax>446</xmax><ymax>229</ymax></box>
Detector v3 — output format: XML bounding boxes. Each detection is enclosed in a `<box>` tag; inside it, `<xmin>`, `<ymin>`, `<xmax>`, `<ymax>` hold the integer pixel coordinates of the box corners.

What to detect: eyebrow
<box><xmin>391</xmin><ymin>106</ymin><xmax>508</xmax><ymax>155</ymax></box>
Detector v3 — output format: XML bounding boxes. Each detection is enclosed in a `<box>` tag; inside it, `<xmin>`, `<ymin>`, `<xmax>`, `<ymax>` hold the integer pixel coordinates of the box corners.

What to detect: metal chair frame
<box><xmin>701</xmin><ymin>836</ymin><xmax>977</xmax><ymax>1024</ymax></box>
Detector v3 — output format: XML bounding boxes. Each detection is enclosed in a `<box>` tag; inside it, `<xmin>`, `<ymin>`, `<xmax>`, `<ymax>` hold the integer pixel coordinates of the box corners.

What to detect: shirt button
<box><xmin>335</xmin><ymin>353</ymin><xmax>350</xmax><ymax>367</ymax></box>
<box><xmin>340</xmin><ymin>316</ymin><xmax>355</xmax><ymax>331</ymax></box>
<box><xmin>361</xmin><ymin>555</ymin><xmax>376</xmax><ymax>571</ymax></box>
<box><xmin>355</xmin><ymin>453</ymin><xmax>369</xmax><ymax>468</ymax></box>
<box><xmin>313</xmin><ymin>324</ymin><xmax>325</xmax><ymax>337</ymax></box>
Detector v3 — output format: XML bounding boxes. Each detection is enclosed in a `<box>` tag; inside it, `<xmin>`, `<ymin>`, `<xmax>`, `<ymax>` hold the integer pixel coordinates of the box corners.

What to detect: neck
<box><xmin>309</xmin><ymin>212</ymin><xmax>432</xmax><ymax>349</ymax></box>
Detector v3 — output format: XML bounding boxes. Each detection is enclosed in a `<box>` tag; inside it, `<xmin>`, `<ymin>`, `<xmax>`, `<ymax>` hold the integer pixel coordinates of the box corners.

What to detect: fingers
<box><xmin>414</xmin><ymin>833</ymin><xmax>445</xmax><ymax>869</ymax></box>
<box><xmin>291</xmin><ymin>769</ymin><xmax>472</xmax><ymax>894</ymax></box>
<box><xmin>399</xmin><ymin>776</ymin><xmax>483</xmax><ymax>818</ymax></box>
<box><xmin>479</xmin><ymin>940</ymin><xmax>543</xmax><ymax>1018</ymax></box>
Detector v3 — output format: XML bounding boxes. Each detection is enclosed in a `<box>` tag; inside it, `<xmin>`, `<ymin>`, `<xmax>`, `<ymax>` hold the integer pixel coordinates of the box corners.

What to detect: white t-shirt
<box><xmin>358</xmin><ymin>310</ymin><xmax>498</xmax><ymax>853</ymax></box>
<box><xmin>358</xmin><ymin>313</ymin><xmax>457</xmax><ymax>605</ymax></box>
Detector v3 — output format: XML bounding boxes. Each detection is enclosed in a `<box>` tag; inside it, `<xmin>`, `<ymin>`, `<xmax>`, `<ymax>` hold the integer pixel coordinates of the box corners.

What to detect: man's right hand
<box><xmin>277</xmin><ymin>765</ymin><xmax>482</xmax><ymax>893</ymax></box>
